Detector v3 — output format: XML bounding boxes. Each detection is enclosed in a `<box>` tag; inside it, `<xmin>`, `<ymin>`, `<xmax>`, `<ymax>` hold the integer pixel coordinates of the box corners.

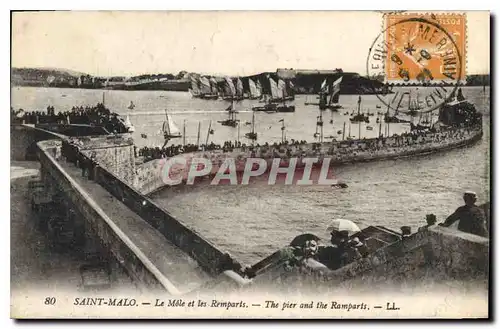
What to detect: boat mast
<box><xmin>196</xmin><ymin>122</ymin><xmax>201</xmax><ymax>146</ymax></box>
<box><xmin>183</xmin><ymin>120</ymin><xmax>186</xmax><ymax>146</ymax></box>
<box><xmin>408</xmin><ymin>91</ymin><xmax>412</xmax><ymax>112</ymax></box>
<box><xmin>252</xmin><ymin>112</ymin><xmax>255</xmax><ymax>134</ymax></box>
<box><xmin>358</xmin><ymin>96</ymin><xmax>361</xmax><ymax>140</ymax></box>
<box><xmin>231</xmin><ymin>100</ymin><xmax>236</xmax><ymax>121</ymax></box>
<box><xmin>250</xmin><ymin>112</ymin><xmax>256</xmax><ymax>145</ymax></box>
<box><xmin>164</xmin><ymin>110</ymin><xmax>171</xmax><ymax>136</ymax></box>
<box><xmin>378</xmin><ymin>116</ymin><xmax>382</xmax><ymax>137</ymax></box>
<box><xmin>328</xmin><ymin>79</ymin><xmax>336</xmax><ymax>106</ymax></box>
<box><xmin>205</xmin><ymin>120</ymin><xmax>212</xmax><ymax>146</ymax></box>
<box><xmin>320</xmin><ymin>111</ymin><xmax>324</xmax><ymax>143</ymax></box>
<box><xmin>281</xmin><ymin>119</ymin><xmax>285</xmax><ymax>143</ymax></box>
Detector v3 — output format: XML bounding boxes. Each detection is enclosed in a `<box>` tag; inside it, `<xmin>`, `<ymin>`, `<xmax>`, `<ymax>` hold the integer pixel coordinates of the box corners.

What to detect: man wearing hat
<box><xmin>440</xmin><ymin>191</ymin><xmax>488</xmax><ymax>237</ymax></box>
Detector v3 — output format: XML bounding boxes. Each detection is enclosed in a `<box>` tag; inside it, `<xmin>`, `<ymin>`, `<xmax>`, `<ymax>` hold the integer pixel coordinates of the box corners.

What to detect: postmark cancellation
<box><xmin>383</xmin><ymin>12</ymin><xmax>467</xmax><ymax>85</ymax></box>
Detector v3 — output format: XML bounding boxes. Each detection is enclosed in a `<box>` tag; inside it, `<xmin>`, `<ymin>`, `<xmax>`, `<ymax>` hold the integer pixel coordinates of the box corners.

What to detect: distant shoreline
<box><xmin>10</xmin><ymin>84</ymin><xmax>491</xmax><ymax>93</ymax></box>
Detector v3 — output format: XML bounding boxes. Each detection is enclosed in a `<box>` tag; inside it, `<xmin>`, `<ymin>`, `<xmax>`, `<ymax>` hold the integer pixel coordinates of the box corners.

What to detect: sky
<box><xmin>11</xmin><ymin>11</ymin><xmax>490</xmax><ymax>77</ymax></box>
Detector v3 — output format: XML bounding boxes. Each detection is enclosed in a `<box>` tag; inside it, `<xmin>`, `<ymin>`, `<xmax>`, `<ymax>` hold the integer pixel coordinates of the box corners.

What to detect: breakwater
<box><xmin>134</xmin><ymin>124</ymin><xmax>483</xmax><ymax>195</ymax></box>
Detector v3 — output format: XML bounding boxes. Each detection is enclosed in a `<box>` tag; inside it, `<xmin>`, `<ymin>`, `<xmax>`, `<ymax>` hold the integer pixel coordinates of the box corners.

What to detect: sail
<box><xmin>269</xmin><ymin>78</ymin><xmax>280</xmax><ymax>99</ymax></box>
<box><xmin>125</xmin><ymin>115</ymin><xmax>132</xmax><ymax>126</ymax></box>
<box><xmin>320</xmin><ymin>79</ymin><xmax>328</xmax><ymax>93</ymax></box>
<box><xmin>236</xmin><ymin>78</ymin><xmax>244</xmax><ymax>96</ymax></box>
<box><xmin>277</xmin><ymin>79</ymin><xmax>287</xmax><ymax>98</ymax></box>
<box><xmin>248</xmin><ymin>79</ymin><xmax>258</xmax><ymax>98</ymax></box>
<box><xmin>448</xmin><ymin>88</ymin><xmax>457</xmax><ymax>101</ymax></box>
<box><xmin>329</xmin><ymin>76</ymin><xmax>343</xmax><ymax>105</ymax></box>
<box><xmin>256</xmin><ymin>80</ymin><xmax>263</xmax><ymax>96</ymax></box>
<box><xmin>224</xmin><ymin>77</ymin><xmax>236</xmax><ymax>96</ymax></box>
<box><xmin>199</xmin><ymin>77</ymin><xmax>212</xmax><ymax>95</ymax></box>
<box><xmin>288</xmin><ymin>81</ymin><xmax>295</xmax><ymax>95</ymax></box>
<box><xmin>166</xmin><ymin>114</ymin><xmax>181</xmax><ymax>135</ymax></box>
<box><xmin>210</xmin><ymin>77</ymin><xmax>219</xmax><ymax>94</ymax></box>
<box><xmin>190</xmin><ymin>77</ymin><xmax>201</xmax><ymax>96</ymax></box>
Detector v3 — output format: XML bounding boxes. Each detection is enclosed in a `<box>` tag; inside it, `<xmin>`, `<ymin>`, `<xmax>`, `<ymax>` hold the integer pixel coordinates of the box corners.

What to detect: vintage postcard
<box><xmin>10</xmin><ymin>10</ymin><xmax>490</xmax><ymax>319</ymax></box>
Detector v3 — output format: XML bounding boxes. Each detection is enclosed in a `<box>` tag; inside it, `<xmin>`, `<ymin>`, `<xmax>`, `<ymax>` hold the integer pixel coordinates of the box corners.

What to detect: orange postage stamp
<box><xmin>384</xmin><ymin>12</ymin><xmax>466</xmax><ymax>84</ymax></box>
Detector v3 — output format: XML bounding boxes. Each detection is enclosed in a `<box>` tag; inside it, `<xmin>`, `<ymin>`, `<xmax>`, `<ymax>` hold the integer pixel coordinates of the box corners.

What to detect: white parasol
<box><xmin>327</xmin><ymin>219</ymin><xmax>360</xmax><ymax>236</ymax></box>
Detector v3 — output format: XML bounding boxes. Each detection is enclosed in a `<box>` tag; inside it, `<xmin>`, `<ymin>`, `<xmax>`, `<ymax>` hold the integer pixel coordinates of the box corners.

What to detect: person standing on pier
<box><xmin>439</xmin><ymin>191</ymin><xmax>488</xmax><ymax>238</ymax></box>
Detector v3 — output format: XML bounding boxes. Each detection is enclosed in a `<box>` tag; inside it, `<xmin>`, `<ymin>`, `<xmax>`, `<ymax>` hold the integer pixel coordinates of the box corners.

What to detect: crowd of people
<box><xmin>10</xmin><ymin>103</ymin><xmax>129</xmax><ymax>134</ymax></box>
<box><xmin>133</xmin><ymin>123</ymin><xmax>481</xmax><ymax>167</ymax></box>
<box><xmin>137</xmin><ymin>139</ymin><xmax>310</xmax><ymax>161</ymax></box>
<box><xmin>60</xmin><ymin>138</ymin><xmax>99</xmax><ymax>181</ymax></box>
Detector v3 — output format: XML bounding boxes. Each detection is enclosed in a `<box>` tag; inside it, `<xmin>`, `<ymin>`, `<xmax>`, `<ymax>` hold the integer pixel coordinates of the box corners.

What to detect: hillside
<box><xmin>11</xmin><ymin>67</ymin><xmax>490</xmax><ymax>93</ymax></box>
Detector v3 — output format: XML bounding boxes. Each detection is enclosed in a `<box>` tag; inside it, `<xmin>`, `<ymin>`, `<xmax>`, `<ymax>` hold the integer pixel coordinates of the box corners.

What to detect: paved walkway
<box><xmin>57</xmin><ymin>158</ymin><xmax>213</xmax><ymax>294</ymax></box>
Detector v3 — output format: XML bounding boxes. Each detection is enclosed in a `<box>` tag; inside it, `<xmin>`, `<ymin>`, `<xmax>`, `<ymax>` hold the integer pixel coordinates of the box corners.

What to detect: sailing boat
<box><xmin>384</xmin><ymin>91</ymin><xmax>410</xmax><ymax>123</ymax></box>
<box><xmin>319</xmin><ymin>77</ymin><xmax>343</xmax><ymax>111</ymax></box>
<box><xmin>248</xmin><ymin>79</ymin><xmax>262</xmax><ymax>100</ymax></box>
<box><xmin>252</xmin><ymin>77</ymin><xmax>279</xmax><ymax>112</ymax></box>
<box><xmin>276</xmin><ymin>89</ymin><xmax>295</xmax><ymax>112</ymax></box>
<box><xmin>411</xmin><ymin>108</ymin><xmax>431</xmax><ymax>131</ymax></box>
<box><xmin>287</xmin><ymin>80</ymin><xmax>295</xmax><ymax>101</ymax></box>
<box><xmin>256</xmin><ymin>80</ymin><xmax>263</xmax><ymax>99</ymax></box>
<box><xmin>199</xmin><ymin>77</ymin><xmax>218</xmax><ymax>100</ymax></box>
<box><xmin>305</xmin><ymin>78</ymin><xmax>327</xmax><ymax>106</ymax></box>
<box><xmin>222</xmin><ymin>77</ymin><xmax>237</xmax><ymax>101</ymax></box>
<box><xmin>189</xmin><ymin>76</ymin><xmax>203</xmax><ymax>98</ymax></box>
<box><xmin>269</xmin><ymin>77</ymin><xmax>281</xmax><ymax>102</ymax></box>
<box><xmin>350</xmin><ymin>96</ymin><xmax>370</xmax><ymax>123</ymax></box>
<box><xmin>123</xmin><ymin>115</ymin><xmax>135</xmax><ymax>132</ymax></box>
<box><xmin>245</xmin><ymin>111</ymin><xmax>258</xmax><ymax>141</ymax></box>
<box><xmin>421</xmin><ymin>112</ymin><xmax>430</xmax><ymax>124</ymax></box>
<box><xmin>210</xmin><ymin>77</ymin><xmax>220</xmax><ymax>99</ymax></box>
<box><xmin>277</xmin><ymin>79</ymin><xmax>294</xmax><ymax>102</ymax></box>
<box><xmin>123</xmin><ymin>101</ymin><xmax>136</xmax><ymax>132</ymax></box>
<box><xmin>235</xmin><ymin>78</ymin><xmax>245</xmax><ymax>100</ymax></box>
<box><xmin>314</xmin><ymin>110</ymin><xmax>324</xmax><ymax>141</ymax></box>
<box><xmin>407</xmin><ymin>91</ymin><xmax>419</xmax><ymax>116</ymax></box>
<box><xmin>218</xmin><ymin>100</ymin><xmax>239</xmax><ymax>127</ymax></box>
<box><xmin>162</xmin><ymin>110</ymin><xmax>182</xmax><ymax>140</ymax></box>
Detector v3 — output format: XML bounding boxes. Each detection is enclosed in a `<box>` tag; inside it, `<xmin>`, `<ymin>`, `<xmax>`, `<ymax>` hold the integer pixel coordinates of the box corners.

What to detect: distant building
<box><xmin>276</xmin><ymin>68</ymin><xmax>296</xmax><ymax>79</ymax></box>
<box><xmin>46</xmin><ymin>75</ymin><xmax>56</xmax><ymax>84</ymax></box>
<box><xmin>277</xmin><ymin>68</ymin><xmax>345</xmax><ymax>79</ymax></box>
<box><xmin>104</xmin><ymin>77</ymin><xmax>126</xmax><ymax>87</ymax></box>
